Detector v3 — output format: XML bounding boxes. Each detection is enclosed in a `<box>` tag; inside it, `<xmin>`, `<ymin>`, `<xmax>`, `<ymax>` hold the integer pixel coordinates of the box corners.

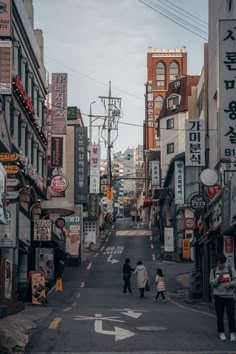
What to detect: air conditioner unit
<box><xmin>169</xmin><ymin>104</ymin><xmax>176</xmax><ymax>110</ymax></box>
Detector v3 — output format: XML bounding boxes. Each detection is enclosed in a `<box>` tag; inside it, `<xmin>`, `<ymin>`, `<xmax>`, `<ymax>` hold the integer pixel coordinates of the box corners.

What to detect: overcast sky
<box><xmin>33</xmin><ymin>0</ymin><xmax>208</xmax><ymax>158</ymax></box>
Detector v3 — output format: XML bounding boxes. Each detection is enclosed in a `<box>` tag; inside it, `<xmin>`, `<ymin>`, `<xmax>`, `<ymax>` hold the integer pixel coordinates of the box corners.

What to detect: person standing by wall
<box><xmin>122</xmin><ymin>258</ymin><xmax>134</xmax><ymax>294</ymax></box>
<box><xmin>154</xmin><ymin>268</ymin><xmax>166</xmax><ymax>302</ymax></box>
<box><xmin>134</xmin><ymin>260</ymin><xmax>148</xmax><ymax>298</ymax></box>
<box><xmin>209</xmin><ymin>254</ymin><xmax>236</xmax><ymax>341</ymax></box>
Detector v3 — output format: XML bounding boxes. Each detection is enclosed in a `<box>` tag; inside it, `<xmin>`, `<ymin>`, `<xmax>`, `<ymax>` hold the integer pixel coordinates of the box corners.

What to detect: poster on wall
<box><xmin>31</xmin><ymin>272</ymin><xmax>46</xmax><ymax>305</ymax></box>
<box><xmin>0</xmin><ymin>203</ymin><xmax>17</xmax><ymax>247</ymax></box>
<box><xmin>36</xmin><ymin>248</ymin><xmax>54</xmax><ymax>280</ymax></box>
<box><xmin>164</xmin><ymin>227</ymin><xmax>174</xmax><ymax>252</ymax></box>
<box><xmin>4</xmin><ymin>259</ymin><xmax>12</xmax><ymax>299</ymax></box>
<box><xmin>224</xmin><ymin>236</ymin><xmax>234</xmax><ymax>267</ymax></box>
<box><xmin>65</xmin><ymin>205</ymin><xmax>83</xmax><ymax>257</ymax></box>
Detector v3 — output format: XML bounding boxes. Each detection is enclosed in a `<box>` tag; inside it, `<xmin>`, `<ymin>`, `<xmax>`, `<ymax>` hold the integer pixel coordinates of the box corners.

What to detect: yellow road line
<box><xmin>116</xmin><ymin>230</ymin><xmax>152</xmax><ymax>236</ymax></box>
<box><xmin>80</xmin><ymin>282</ymin><xmax>85</xmax><ymax>288</ymax></box>
<box><xmin>152</xmin><ymin>254</ymin><xmax>156</xmax><ymax>261</ymax></box>
<box><xmin>87</xmin><ymin>262</ymin><xmax>92</xmax><ymax>270</ymax></box>
<box><xmin>63</xmin><ymin>307</ymin><xmax>72</xmax><ymax>312</ymax></box>
<box><xmin>151</xmin><ymin>243</ymin><xmax>154</xmax><ymax>249</ymax></box>
<box><xmin>49</xmin><ymin>317</ymin><xmax>62</xmax><ymax>329</ymax></box>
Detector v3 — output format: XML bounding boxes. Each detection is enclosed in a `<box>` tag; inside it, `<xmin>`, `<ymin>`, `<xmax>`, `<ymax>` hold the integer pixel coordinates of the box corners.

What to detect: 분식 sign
<box><xmin>185</xmin><ymin>120</ymin><xmax>205</xmax><ymax>166</ymax></box>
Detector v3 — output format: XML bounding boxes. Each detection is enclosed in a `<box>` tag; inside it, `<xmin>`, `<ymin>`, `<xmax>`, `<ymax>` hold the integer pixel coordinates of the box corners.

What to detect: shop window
<box><xmin>156</xmin><ymin>62</ymin><xmax>166</xmax><ymax>87</ymax></box>
<box><xmin>170</xmin><ymin>61</ymin><xmax>179</xmax><ymax>81</ymax></box>
<box><xmin>167</xmin><ymin>143</ymin><xmax>174</xmax><ymax>154</ymax></box>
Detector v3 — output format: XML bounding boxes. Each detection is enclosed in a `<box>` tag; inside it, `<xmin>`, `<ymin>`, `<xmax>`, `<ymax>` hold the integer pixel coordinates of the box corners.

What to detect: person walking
<box><xmin>122</xmin><ymin>258</ymin><xmax>134</xmax><ymax>294</ymax></box>
<box><xmin>134</xmin><ymin>260</ymin><xmax>148</xmax><ymax>298</ymax></box>
<box><xmin>154</xmin><ymin>268</ymin><xmax>166</xmax><ymax>302</ymax></box>
<box><xmin>209</xmin><ymin>254</ymin><xmax>236</xmax><ymax>341</ymax></box>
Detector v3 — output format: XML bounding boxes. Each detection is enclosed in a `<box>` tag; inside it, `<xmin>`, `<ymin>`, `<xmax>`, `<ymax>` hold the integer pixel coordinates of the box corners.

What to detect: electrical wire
<box><xmin>137</xmin><ymin>0</ymin><xmax>208</xmax><ymax>41</ymax></box>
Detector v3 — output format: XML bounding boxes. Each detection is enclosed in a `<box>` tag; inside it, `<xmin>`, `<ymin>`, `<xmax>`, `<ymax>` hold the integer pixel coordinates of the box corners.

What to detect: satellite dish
<box><xmin>199</xmin><ymin>169</ymin><xmax>218</xmax><ymax>187</ymax></box>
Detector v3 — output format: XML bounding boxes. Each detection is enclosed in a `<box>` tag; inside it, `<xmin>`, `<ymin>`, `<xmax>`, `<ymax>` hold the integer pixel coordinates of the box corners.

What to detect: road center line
<box><xmin>49</xmin><ymin>317</ymin><xmax>62</xmax><ymax>329</ymax></box>
<box><xmin>87</xmin><ymin>262</ymin><xmax>92</xmax><ymax>270</ymax></box>
<box><xmin>80</xmin><ymin>282</ymin><xmax>85</xmax><ymax>288</ymax></box>
<box><xmin>151</xmin><ymin>243</ymin><xmax>154</xmax><ymax>249</ymax></box>
<box><xmin>63</xmin><ymin>307</ymin><xmax>72</xmax><ymax>312</ymax></box>
<box><xmin>152</xmin><ymin>254</ymin><xmax>156</xmax><ymax>261</ymax></box>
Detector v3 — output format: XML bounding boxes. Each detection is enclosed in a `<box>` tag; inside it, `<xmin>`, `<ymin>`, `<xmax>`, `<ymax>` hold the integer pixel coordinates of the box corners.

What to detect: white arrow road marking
<box><xmin>121</xmin><ymin>309</ymin><xmax>143</xmax><ymax>319</ymax></box>
<box><xmin>107</xmin><ymin>255</ymin><xmax>119</xmax><ymax>264</ymax></box>
<box><xmin>95</xmin><ymin>319</ymin><xmax>136</xmax><ymax>341</ymax></box>
<box><xmin>74</xmin><ymin>314</ymin><xmax>124</xmax><ymax>322</ymax></box>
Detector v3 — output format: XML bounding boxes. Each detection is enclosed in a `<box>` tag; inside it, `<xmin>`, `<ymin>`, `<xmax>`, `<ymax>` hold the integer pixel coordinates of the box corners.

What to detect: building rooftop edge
<box><xmin>147</xmin><ymin>46</ymin><xmax>187</xmax><ymax>54</ymax></box>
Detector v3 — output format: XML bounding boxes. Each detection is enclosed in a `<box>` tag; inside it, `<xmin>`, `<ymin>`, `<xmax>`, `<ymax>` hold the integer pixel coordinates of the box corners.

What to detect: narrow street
<box><xmin>27</xmin><ymin>219</ymin><xmax>236</xmax><ymax>354</ymax></box>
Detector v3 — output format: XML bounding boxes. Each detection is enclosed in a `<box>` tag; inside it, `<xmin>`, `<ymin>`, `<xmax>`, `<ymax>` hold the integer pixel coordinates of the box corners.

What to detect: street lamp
<box><xmin>89</xmin><ymin>101</ymin><xmax>96</xmax><ymax>144</ymax></box>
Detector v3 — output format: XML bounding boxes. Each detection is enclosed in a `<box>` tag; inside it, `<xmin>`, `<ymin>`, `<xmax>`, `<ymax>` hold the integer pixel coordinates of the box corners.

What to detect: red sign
<box><xmin>50</xmin><ymin>175</ymin><xmax>68</xmax><ymax>193</ymax></box>
<box><xmin>224</xmin><ymin>236</ymin><xmax>234</xmax><ymax>253</ymax></box>
<box><xmin>184</xmin><ymin>217</ymin><xmax>196</xmax><ymax>230</ymax></box>
<box><xmin>14</xmin><ymin>75</ymin><xmax>33</xmax><ymax>114</ymax></box>
<box><xmin>206</xmin><ymin>184</ymin><xmax>222</xmax><ymax>199</ymax></box>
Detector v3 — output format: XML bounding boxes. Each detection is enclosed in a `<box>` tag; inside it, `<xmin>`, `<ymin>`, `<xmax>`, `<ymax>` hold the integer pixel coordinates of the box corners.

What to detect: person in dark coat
<box><xmin>123</xmin><ymin>258</ymin><xmax>134</xmax><ymax>294</ymax></box>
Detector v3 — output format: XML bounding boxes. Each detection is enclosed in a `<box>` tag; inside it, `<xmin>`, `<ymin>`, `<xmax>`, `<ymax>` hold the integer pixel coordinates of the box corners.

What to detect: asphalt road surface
<box><xmin>27</xmin><ymin>218</ymin><xmax>236</xmax><ymax>354</ymax></box>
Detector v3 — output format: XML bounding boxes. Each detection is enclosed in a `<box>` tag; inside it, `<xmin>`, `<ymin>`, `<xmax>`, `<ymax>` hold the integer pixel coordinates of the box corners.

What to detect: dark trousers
<box><xmin>155</xmin><ymin>291</ymin><xmax>166</xmax><ymax>300</ymax></box>
<box><xmin>214</xmin><ymin>296</ymin><xmax>235</xmax><ymax>333</ymax></box>
<box><xmin>123</xmin><ymin>279</ymin><xmax>132</xmax><ymax>293</ymax></box>
<box><xmin>139</xmin><ymin>288</ymin><xmax>144</xmax><ymax>298</ymax></box>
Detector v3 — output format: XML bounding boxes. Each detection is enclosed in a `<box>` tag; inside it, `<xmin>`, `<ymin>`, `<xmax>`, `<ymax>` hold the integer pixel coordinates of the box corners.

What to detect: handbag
<box><xmin>145</xmin><ymin>281</ymin><xmax>150</xmax><ymax>291</ymax></box>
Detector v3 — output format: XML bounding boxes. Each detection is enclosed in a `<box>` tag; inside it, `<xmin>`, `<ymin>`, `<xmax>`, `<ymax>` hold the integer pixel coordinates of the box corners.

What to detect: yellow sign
<box><xmin>182</xmin><ymin>239</ymin><xmax>191</xmax><ymax>259</ymax></box>
<box><xmin>107</xmin><ymin>186</ymin><xmax>113</xmax><ymax>200</ymax></box>
<box><xmin>56</xmin><ymin>277</ymin><xmax>63</xmax><ymax>292</ymax></box>
<box><xmin>3</xmin><ymin>165</ymin><xmax>19</xmax><ymax>174</ymax></box>
<box><xmin>31</xmin><ymin>273</ymin><xmax>46</xmax><ymax>305</ymax></box>
<box><xmin>0</xmin><ymin>153</ymin><xmax>19</xmax><ymax>162</ymax></box>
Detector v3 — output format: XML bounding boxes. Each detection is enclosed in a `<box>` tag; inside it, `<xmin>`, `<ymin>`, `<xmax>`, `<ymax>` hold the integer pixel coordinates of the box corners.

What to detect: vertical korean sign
<box><xmin>0</xmin><ymin>40</ymin><xmax>12</xmax><ymax>94</ymax></box>
<box><xmin>223</xmin><ymin>236</ymin><xmax>234</xmax><ymax>267</ymax></box>
<box><xmin>65</xmin><ymin>205</ymin><xmax>83</xmax><ymax>257</ymax></box>
<box><xmin>74</xmin><ymin>127</ymin><xmax>88</xmax><ymax>204</ymax></box>
<box><xmin>0</xmin><ymin>0</ymin><xmax>12</xmax><ymax>38</ymax></box>
<box><xmin>219</xmin><ymin>20</ymin><xmax>236</xmax><ymax>161</ymax></box>
<box><xmin>89</xmin><ymin>145</ymin><xmax>100</xmax><ymax>194</ymax></box>
<box><xmin>185</xmin><ymin>120</ymin><xmax>205</xmax><ymax>166</ymax></box>
<box><xmin>175</xmin><ymin>161</ymin><xmax>184</xmax><ymax>204</ymax></box>
<box><xmin>51</xmin><ymin>73</ymin><xmax>67</xmax><ymax>134</ymax></box>
<box><xmin>151</xmin><ymin>160</ymin><xmax>160</xmax><ymax>186</ymax></box>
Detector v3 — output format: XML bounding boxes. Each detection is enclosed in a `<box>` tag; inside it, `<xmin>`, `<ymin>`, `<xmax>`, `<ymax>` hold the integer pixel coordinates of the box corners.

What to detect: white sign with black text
<box><xmin>185</xmin><ymin>120</ymin><xmax>205</xmax><ymax>166</ymax></box>
<box><xmin>175</xmin><ymin>161</ymin><xmax>185</xmax><ymax>204</ymax></box>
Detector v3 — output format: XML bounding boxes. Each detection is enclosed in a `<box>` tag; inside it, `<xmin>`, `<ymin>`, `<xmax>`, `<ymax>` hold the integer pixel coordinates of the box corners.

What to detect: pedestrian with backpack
<box><xmin>209</xmin><ymin>254</ymin><xmax>236</xmax><ymax>341</ymax></box>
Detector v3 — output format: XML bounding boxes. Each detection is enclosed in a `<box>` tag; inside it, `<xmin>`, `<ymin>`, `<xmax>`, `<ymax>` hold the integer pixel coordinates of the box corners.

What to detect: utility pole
<box><xmin>99</xmin><ymin>81</ymin><xmax>121</xmax><ymax>187</ymax></box>
<box><xmin>89</xmin><ymin>101</ymin><xmax>96</xmax><ymax>144</ymax></box>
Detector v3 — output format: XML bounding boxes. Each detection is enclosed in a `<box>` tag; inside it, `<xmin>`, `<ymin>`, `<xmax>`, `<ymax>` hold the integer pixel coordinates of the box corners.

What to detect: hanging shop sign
<box><xmin>14</xmin><ymin>75</ymin><xmax>33</xmax><ymax>115</ymax></box>
<box><xmin>0</xmin><ymin>153</ymin><xmax>18</xmax><ymax>161</ymax></box>
<box><xmin>189</xmin><ymin>193</ymin><xmax>207</xmax><ymax>213</ymax></box>
<box><xmin>0</xmin><ymin>40</ymin><xmax>12</xmax><ymax>94</ymax></box>
<box><xmin>175</xmin><ymin>161</ymin><xmax>185</xmax><ymax>204</ymax></box>
<box><xmin>185</xmin><ymin>119</ymin><xmax>205</xmax><ymax>166</ymax></box>
<box><xmin>223</xmin><ymin>236</ymin><xmax>234</xmax><ymax>267</ymax></box>
<box><xmin>55</xmin><ymin>217</ymin><xmax>65</xmax><ymax>229</ymax></box>
<box><xmin>219</xmin><ymin>19</ymin><xmax>236</xmax><ymax>161</ymax></box>
<box><xmin>151</xmin><ymin>160</ymin><xmax>160</xmax><ymax>186</ymax></box>
<box><xmin>89</xmin><ymin>145</ymin><xmax>100</xmax><ymax>194</ymax></box>
<box><xmin>184</xmin><ymin>217</ymin><xmax>196</xmax><ymax>230</ymax></box>
<box><xmin>3</xmin><ymin>165</ymin><xmax>19</xmax><ymax>174</ymax></box>
<box><xmin>0</xmin><ymin>0</ymin><xmax>12</xmax><ymax>37</ymax></box>
<box><xmin>67</xmin><ymin>106</ymin><xmax>78</xmax><ymax>120</ymax></box>
<box><xmin>51</xmin><ymin>136</ymin><xmax>63</xmax><ymax>168</ymax></box>
<box><xmin>230</xmin><ymin>173</ymin><xmax>236</xmax><ymax>226</ymax></box>
<box><xmin>88</xmin><ymin>194</ymin><xmax>99</xmax><ymax>219</ymax></box>
<box><xmin>74</xmin><ymin>127</ymin><xmax>88</xmax><ymax>204</ymax></box>
<box><xmin>182</xmin><ymin>239</ymin><xmax>191</xmax><ymax>259</ymax></box>
<box><xmin>212</xmin><ymin>199</ymin><xmax>222</xmax><ymax>230</ymax></box>
<box><xmin>51</xmin><ymin>73</ymin><xmax>67</xmax><ymax>135</ymax></box>
<box><xmin>6</xmin><ymin>191</ymin><xmax>19</xmax><ymax>200</ymax></box>
<box><xmin>206</xmin><ymin>184</ymin><xmax>222</xmax><ymax>199</ymax></box>
<box><xmin>6</xmin><ymin>178</ymin><xmax>20</xmax><ymax>187</ymax></box>
<box><xmin>107</xmin><ymin>186</ymin><xmax>113</xmax><ymax>201</ymax></box>
<box><xmin>33</xmin><ymin>220</ymin><xmax>52</xmax><ymax>241</ymax></box>
<box><xmin>50</xmin><ymin>174</ymin><xmax>68</xmax><ymax>193</ymax></box>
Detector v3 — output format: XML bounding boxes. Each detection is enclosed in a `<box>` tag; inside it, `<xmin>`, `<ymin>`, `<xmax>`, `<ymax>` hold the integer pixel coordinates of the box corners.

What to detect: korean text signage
<box><xmin>230</xmin><ymin>173</ymin><xmax>236</xmax><ymax>226</ymax></box>
<box><xmin>65</xmin><ymin>205</ymin><xmax>83</xmax><ymax>257</ymax></box>
<box><xmin>182</xmin><ymin>239</ymin><xmax>191</xmax><ymax>259</ymax></box>
<box><xmin>185</xmin><ymin>120</ymin><xmax>205</xmax><ymax>166</ymax></box>
<box><xmin>219</xmin><ymin>20</ymin><xmax>236</xmax><ymax>161</ymax></box>
<box><xmin>34</xmin><ymin>220</ymin><xmax>52</xmax><ymax>241</ymax></box>
<box><xmin>51</xmin><ymin>73</ymin><xmax>67</xmax><ymax>134</ymax></box>
<box><xmin>67</xmin><ymin>106</ymin><xmax>77</xmax><ymax>120</ymax></box>
<box><xmin>151</xmin><ymin>160</ymin><xmax>160</xmax><ymax>186</ymax></box>
<box><xmin>88</xmin><ymin>194</ymin><xmax>99</xmax><ymax>219</ymax></box>
<box><xmin>74</xmin><ymin>127</ymin><xmax>88</xmax><ymax>204</ymax></box>
<box><xmin>0</xmin><ymin>40</ymin><xmax>11</xmax><ymax>94</ymax></box>
<box><xmin>0</xmin><ymin>203</ymin><xmax>17</xmax><ymax>247</ymax></box>
<box><xmin>164</xmin><ymin>227</ymin><xmax>174</xmax><ymax>252</ymax></box>
<box><xmin>189</xmin><ymin>193</ymin><xmax>207</xmax><ymax>213</ymax></box>
<box><xmin>51</xmin><ymin>136</ymin><xmax>63</xmax><ymax>168</ymax></box>
<box><xmin>89</xmin><ymin>145</ymin><xmax>100</xmax><ymax>194</ymax></box>
<box><xmin>175</xmin><ymin>161</ymin><xmax>184</xmax><ymax>204</ymax></box>
<box><xmin>0</xmin><ymin>0</ymin><xmax>12</xmax><ymax>37</ymax></box>
<box><xmin>224</xmin><ymin>236</ymin><xmax>234</xmax><ymax>267</ymax></box>
<box><xmin>50</xmin><ymin>174</ymin><xmax>68</xmax><ymax>193</ymax></box>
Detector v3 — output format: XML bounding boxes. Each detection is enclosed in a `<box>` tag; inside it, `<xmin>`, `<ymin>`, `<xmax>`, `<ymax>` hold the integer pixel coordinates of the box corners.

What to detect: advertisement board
<box><xmin>0</xmin><ymin>0</ymin><xmax>12</xmax><ymax>37</ymax></box>
<box><xmin>0</xmin><ymin>202</ymin><xmax>17</xmax><ymax>247</ymax></box>
<box><xmin>35</xmin><ymin>248</ymin><xmax>54</xmax><ymax>280</ymax></box>
<box><xmin>164</xmin><ymin>227</ymin><xmax>174</xmax><ymax>252</ymax></box>
<box><xmin>185</xmin><ymin>120</ymin><xmax>205</xmax><ymax>166</ymax></box>
<box><xmin>224</xmin><ymin>236</ymin><xmax>234</xmax><ymax>267</ymax></box>
<box><xmin>51</xmin><ymin>73</ymin><xmax>67</xmax><ymax>134</ymax></box>
<box><xmin>51</xmin><ymin>136</ymin><xmax>63</xmax><ymax>168</ymax></box>
<box><xmin>74</xmin><ymin>127</ymin><xmax>88</xmax><ymax>204</ymax></box>
<box><xmin>175</xmin><ymin>161</ymin><xmax>184</xmax><ymax>204</ymax></box>
<box><xmin>4</xmin><ymin>259</ymin><xmax>12</xmax><ymax>299</ymax></box>
<box><xmin>65</xmin><ymin>205</ymin><xmax>83</xmax><ymax>257</ymax></box>
<box><xmin>0</xmin><ymin>40</ymin><xmax>12</xmax><ymax>94</ymax></box>
<box><xmin>31</xmin><ymin>272</ymin><xmax>46</xmax><ymax>305</ymax></box>
<box><xmin>182</xmin><ymin>239</ymin><xmax>191</xmax><ymax>259</ymax></box>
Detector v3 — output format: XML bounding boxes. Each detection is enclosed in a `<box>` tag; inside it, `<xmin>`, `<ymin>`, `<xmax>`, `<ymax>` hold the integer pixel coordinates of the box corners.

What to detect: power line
<box><xmin>137</xmin><ymin>0</ymin><xmax>208</xmax><ymax>41</ymax></box>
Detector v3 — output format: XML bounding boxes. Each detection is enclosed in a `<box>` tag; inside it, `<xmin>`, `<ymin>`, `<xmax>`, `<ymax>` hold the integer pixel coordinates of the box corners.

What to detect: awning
<box><xmin>143</xmin><ymin>198</ymin><xmax>152</xmax><ymax>207</ymax></box>
<box><xmin>41</xmin><ymin>198</ymin><xmax>74</xmax><ymax>217</ymax></box>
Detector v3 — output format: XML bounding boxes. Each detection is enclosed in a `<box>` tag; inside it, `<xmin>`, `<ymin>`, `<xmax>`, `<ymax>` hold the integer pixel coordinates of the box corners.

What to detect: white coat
<box><xmin>134</xmin><ymin>264</ymin><xmax>148</xmax><ymax>288</ymax></box>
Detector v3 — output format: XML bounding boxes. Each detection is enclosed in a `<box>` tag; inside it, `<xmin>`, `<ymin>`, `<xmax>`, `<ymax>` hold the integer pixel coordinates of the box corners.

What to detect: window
<box><xmin>167</xmin><ymin>143</ymin><xmax>174</xmax><ymax>154</ymax></box>
<box><xmin>170</xmin><ymin>61</ymin><xmax>179</xmax><ymax>81</ymax></box>
<box><xmin>156</xmin><ymin>62</ymin><xmax>166</xmax><ymax>87</ymax></box>
<box><xmin>154</xmin><ymin>95</ymin><xmax>164</xmax><ymax>109</ymax></box>
<box><xmin>167</xmin><ymin>118</ymin><xmax>174</xmax><ymax>129</ymax></box>
<box><xmin>168</xmin><ymin>94</ymin><xmax>180</xmax><ymax>108</ymax></box>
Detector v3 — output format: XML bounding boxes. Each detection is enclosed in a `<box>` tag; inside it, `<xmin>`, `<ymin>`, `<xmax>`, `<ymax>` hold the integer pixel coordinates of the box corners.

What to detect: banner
<box><xmin>0</xmin><ymin>162</ymin><xmax>7</xmax><ymax>224</ymax></box>
<box><xmin>74</xmin><ymin>127</ymin><xmax>88</xmax><ymax>204</ymax></box>
<box><xmin>89</xmin><ymin>145</ymin><xmax>100</xmax><ymax>194</ymax></box>
<box><xmin>224</xmin><ymin>236</ymin><xmax>234</xmax><ymax>267</ymax></box>
<box><xmin>185</xmin><ymin>120</ymin><xmax>205</xmax><ymax>166</ymax></box>
<box><xmin>51</xmin><ymin>136</ymin><xmax>63</xmax><ymax>168</ymax></box>
<box><xmin>151</xmin><ymin>160</ymin><xmax>160</xmax><ymax>186</ymax></box>
<box><xmin>51</xmin><ymin>73</ymin><xmax>67</xmax><ymax>134</ymax></box>
<box><xmin>0</xmin><ymin>40</ymin><xmax>12</xmax><ymax>94</ymax></box>
<box><xmin>31</xmin><ymin>272</ymin><xmax>46</xmax><ymax>305</ymax></box>
<box><xmin>65</xmin><ymin>205</ymin><xmax>83</xmax><ymax>256</ymax></box>
<box><xmin>175</xmin><ymin>161</ymin><xmax>184</xmax><ymax>204</ymax></box>
<box><xmin>164</xmin><ymin>227</ymin><xmax>174</xmax><ymax>252</ymax></box>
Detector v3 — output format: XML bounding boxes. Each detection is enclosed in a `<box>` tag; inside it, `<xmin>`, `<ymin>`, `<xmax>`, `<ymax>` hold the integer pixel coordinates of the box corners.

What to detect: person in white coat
<box><xmin>134</xmin><ymin>260</ymin><xmax>148</xmax><ymax>298</ymax></box>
